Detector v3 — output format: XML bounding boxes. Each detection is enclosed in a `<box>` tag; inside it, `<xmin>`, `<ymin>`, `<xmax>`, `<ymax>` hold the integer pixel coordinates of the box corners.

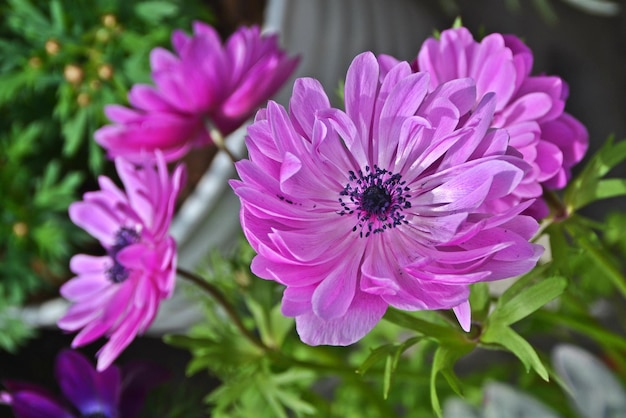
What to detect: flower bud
<box><xmin>45</xmin><ymin>39</ymin><xmax>60</xmax><ymax>55</ymax></box>
<box><xmin>64</xmin><ymin>64</ymin><xmax>84</xmax><ymax>85</ymax></box>
<box><xmin>77</xmin><ymin>92</ymin><xmax>91</xmax><ymax>107</ymax></box>
<box><xmin>28</xmin><ymin>57</ymin><xmax>42</xmax><ymax>68</ymax></box>
<box><xmin>12</xmin><ymin>222</ymin><xmax>28</xmax><ymax>238</ymax></box>
<box><xmin>102</xmin><ymin>14</ymin><xmax>117</xmax><ymax>28</ymax></box>
<box><xmin>97</xmin><ymin>63</ymin><xmax>114</xmax><ymax>80</ymax></box>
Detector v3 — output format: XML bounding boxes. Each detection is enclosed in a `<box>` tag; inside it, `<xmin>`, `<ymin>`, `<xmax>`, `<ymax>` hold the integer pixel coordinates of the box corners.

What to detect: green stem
<box><xmin>205</xmin><ymin>121</ymin><xmax>239</xmax><ymax>164</ymax></box>
<box><xmin>543</xmin><ymin>188</ymin><xmax>568</xmax><ymax>220</ymax></box>
<box><xmin>176</xmin><ymin>267</ymin><xmax>266</xmax><ymax>351</ymax></box>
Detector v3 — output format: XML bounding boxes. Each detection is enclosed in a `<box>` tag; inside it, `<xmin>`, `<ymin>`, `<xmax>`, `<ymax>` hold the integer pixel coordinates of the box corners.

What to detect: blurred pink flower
<box><xmin>95</xmin><ymin>22</ymin><xmax>299</xmax><ymax>162</ymax></box>
<box><xmin>414</xmin><ymin>27</ymin><xmax>588</xmax><ymax>218</ymax></box>
<box><xmin>230</xmin><ymin>52</ymin><xmax>543</xmax><ymax>346</ymax></box>
<box><xmin>58</xmin><ymin>152</ymin><xmax>186</xmax><ymax>371</ymax></box>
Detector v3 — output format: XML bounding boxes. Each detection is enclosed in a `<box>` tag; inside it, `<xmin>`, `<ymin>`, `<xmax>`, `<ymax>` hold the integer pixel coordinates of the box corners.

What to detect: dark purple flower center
<box><xmin>338</xmin><ymin>165</ymin><xmax>411</xmax><ymax>238</ymax></box>
<box><xmin>106</xmin><ymin>226</ymin><xmax>140</xmax><ymax>283</ymax></box>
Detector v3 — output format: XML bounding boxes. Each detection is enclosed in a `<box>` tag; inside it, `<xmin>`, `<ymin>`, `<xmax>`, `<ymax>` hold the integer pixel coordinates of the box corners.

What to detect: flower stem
<box><xmin>176</xmin><ymin>267</ymin><xmax>266</xmax><ymax>350</ymax></box>
<box><xmin>207</xmin><ymin>124</ymin><xmax>239</xmax><ymax>164</ymax></box>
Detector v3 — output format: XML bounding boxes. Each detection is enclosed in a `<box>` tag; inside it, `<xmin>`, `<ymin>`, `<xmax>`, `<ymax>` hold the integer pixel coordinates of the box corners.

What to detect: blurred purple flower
<box><xmin>58</xmin><ymin>152</ymin><xmax>186</xmax><ymax>371</ymax></box>
<box><xmin>0</xmin><ymin>349</ymin><xmax>167</xmax><ymax>418</ymax></box>
<box><xmin>414</xmin><ymin>27</ymin><xmax>588</xmax><ymax>218</ymax></box>
<box><xmin>95</xmin><ymin>22</ymin><xmax>299</xmax><ymax>162</ymax></box>
<box><xmin>230</xmin><ymin>52</ymin><xmax>543</xmax><ymax>345</ymax></box>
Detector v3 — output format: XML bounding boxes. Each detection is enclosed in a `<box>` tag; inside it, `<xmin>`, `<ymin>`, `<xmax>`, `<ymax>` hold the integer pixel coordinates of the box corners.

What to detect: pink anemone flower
<box><xmin>58</xmin><ymin>152</ymin><xmax>186</xmax><ymax>371</ymax></box>
<box><xmin>414</xmin><ymin>27</ymin><xmax>588</xmax><ymax>219</ymax></box>
<box><xmin>230</xmin><ymin>52</ymin><xmax>543</xmax><ymax>346</ymax></box>
<box><xmin>95</xmin><ymin>22</ymin><xmax>299</xmax><ymax>162</ymax></box>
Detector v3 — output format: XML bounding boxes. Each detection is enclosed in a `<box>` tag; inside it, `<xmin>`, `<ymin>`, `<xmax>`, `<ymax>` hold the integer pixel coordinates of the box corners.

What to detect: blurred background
<box><xmin>0</xmin><ymin>0</ymin><xmax>624</xmax><ymax>416</ymax></box>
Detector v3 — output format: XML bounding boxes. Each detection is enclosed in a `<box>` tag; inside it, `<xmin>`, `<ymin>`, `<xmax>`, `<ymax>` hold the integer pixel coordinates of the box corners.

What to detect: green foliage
<box><xmin>564</xmin><ymin>136</ymin><xmax>626</xmax><ymax>212</ymax></box>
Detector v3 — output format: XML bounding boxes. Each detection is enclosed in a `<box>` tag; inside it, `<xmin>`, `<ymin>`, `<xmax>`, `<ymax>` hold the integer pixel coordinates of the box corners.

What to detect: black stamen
<box><xmin>337</xmin><ymin>165</ymin><xmax>411</xmax><ymax>238</ymax></box>
<box><xmin>106</xmin><ymin>227</ymin><xmax>140</xmax><ymax>283</ymax></box>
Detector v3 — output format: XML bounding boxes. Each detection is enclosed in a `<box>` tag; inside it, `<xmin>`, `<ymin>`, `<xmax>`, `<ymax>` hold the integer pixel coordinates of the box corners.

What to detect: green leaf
<box><xmin>0</xmin><ymin>71</ymin><xmax>36</xmax><ymax>106</ymax></box>
<box><xmin>134</xmin><ymin>1</ymin><xmax>179</xmax><ymax>23</ymax></box>
<box><xmin>62</xmin><ymin>107</ymin><xmax>88</xmax><ymax>157</ymax></box>
<box><xmin>468</xmin><ymin>282</ymin><xmax>490</xmax><ymax>322</ymax></box>
<box><xmin>565</xmin><ymin>219</ymin><xmax>626</xmax><ymax>298</ymax></box>
<box><xmin>481</xmin><ymin>325</ymin><xmax>549</xmax><ymax>381</ymax></box>
<box><xmin>357</xmin><ymin>336</ymin><xmax>423</xmax><ymax>399</ymax></box>
<box><xmin>5</xmin><ymin>123</ymin><xmax>43</xmax><ymax>159</ymax></box>
<box><xmin>534</xmin><ymin>310</ymin><xmax>626</xmax><ymax>352</ymax></box>
<box><xmin>569</xmin><ymin>178</ymin><xmax>626</xmax><ymax>210</ymax></box>
<box><xmin>49</xmin><ymin>0</ymin><xmax>65</xmax><ymax>34</ymax></box>
<box><xmin>357</xmin><ymin>343</ymin><xmax>397</xmax><ymax>376</ymax></box>
<box><xmin>34</xmin><ymin>163</ymin><xmax>82</xmax><ymax>211</ymax></box>
<box><xmin>488</xmin><ymin>276</ymin><xmax>567</xmax><ymax>326</ymax></box>
<box><xmin>430</xmin><ymin>344</ymin><xmax>473</xmax><ymax>418</ymax></box>
<box><xmin>383</xmin><ymin>308</ymin><xmax>465</xmax><ymax>344</ymax></box>
<box><xmin>565</xmin><ymin>136</ymin><xmax>626</xmax><ymax>210</ymax></box>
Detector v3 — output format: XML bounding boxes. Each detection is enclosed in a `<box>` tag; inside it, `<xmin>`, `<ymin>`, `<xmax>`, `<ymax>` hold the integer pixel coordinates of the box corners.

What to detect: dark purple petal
<box><xmin>56</xmin><ymin>350</ymin><xmax>120</xmax><ymax>417</ymax></box>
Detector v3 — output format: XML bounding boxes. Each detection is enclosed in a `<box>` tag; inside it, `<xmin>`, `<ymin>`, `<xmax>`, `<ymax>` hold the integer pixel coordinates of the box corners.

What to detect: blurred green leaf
<box><xmin>481</xmin><ymin>325</ymin><xmax>549</xmax><ymax>381</ymax></box>
<box><xmin>488</xmin><ymin>276</ymin><xmax>567</xmax><ymax>326</ymax></box>
<box><xmin>468</xmin><ymin>282</ymin><xmax>490</xmax><ymax>322</ymax></box>
<box><xmin>134</xmin><ymin>1</ymin><xmax>179</xmax><ymax>23</ymax></box>
<box><xmin>49</xmin><ymin>0</ymin><xmax>65</xmax><ymax>34</ymax></box>
<box><xmin>61</xmin><ymin>106</ymin><xmax>88</xmax><ymax>156</ymax></box>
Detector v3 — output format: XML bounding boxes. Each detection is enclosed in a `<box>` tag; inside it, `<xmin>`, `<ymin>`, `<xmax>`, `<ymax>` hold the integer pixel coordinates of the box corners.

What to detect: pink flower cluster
<box><xmin>59</xmin><ymin>23</ymin><xmax>298</xmax><ymax>368</ymax></box>
<box><xmin>61</xmin><ymin>21</ymin><xmax>589</xmax><ymax>362</ymax></box>
<box><xmin>232</xmin><ymin>28</ymin><xmax>588</xmax><ymax>345</ymax></box>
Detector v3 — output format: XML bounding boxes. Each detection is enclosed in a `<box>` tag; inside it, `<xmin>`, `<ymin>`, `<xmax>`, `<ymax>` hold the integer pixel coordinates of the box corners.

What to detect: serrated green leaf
<box><xmin>488</xmin><ymin>276</ymin><xmax>567</xmax><ymax>326</ymax></box>
<box><xmin>481</xmin><ymin>325</ymin><xmax>549</xmax><ymax>381</ymax></box>
<box><xmin>5</xmin><ymin>123</ymin><xmax>43</xmax><ymax>159</ymax></box>
<box><xmin>273</xmin><ymin>389</ymin><xmax>316</xmax><ymax>415</ymax></box>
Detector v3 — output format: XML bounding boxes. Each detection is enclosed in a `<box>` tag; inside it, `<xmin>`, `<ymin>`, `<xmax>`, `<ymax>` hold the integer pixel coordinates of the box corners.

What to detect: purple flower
<box><xmin>230</xmin><ymin>52</ymin><xmax>543</xmax><ymax>345</ymax></box>
<box><xmin>415</xmin><ymin>27</ymin><xmax>588</xmax><ymax>218</ymax></box>
<box><xmin>58</xmin><ymin>152</ymin><xmax>186</xmax><ymax>371</ymax></box>
<box><xmin>0</xmin><ymin>349</ymin><xmax>167</xmax><ymax>418</ymax></box>
<box><xmin>95</xmin><ymin>22</ymin><xmax>299</xmax><ymax>162</ymax></box>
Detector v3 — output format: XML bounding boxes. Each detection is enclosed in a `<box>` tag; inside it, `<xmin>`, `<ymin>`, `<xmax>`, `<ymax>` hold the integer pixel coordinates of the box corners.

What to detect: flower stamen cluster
<box><xmin>339</xmin><ymin>165</ymin><xmax>411</xmax><ymax>238</ymax></box>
